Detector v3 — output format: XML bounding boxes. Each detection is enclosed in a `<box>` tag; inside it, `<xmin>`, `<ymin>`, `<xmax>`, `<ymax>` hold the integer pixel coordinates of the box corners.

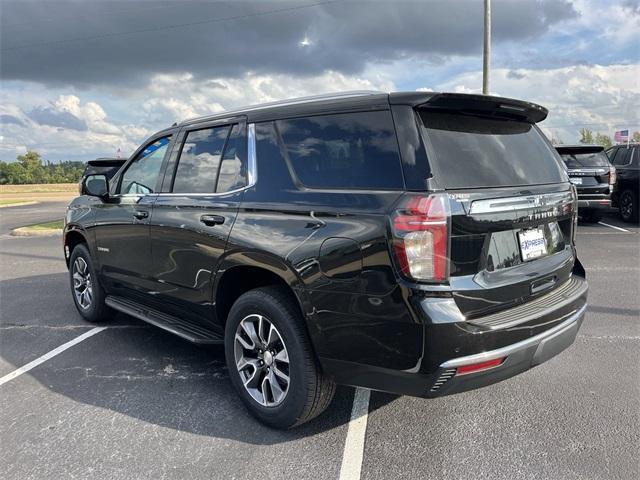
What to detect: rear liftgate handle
<box><xmin>200</xmin><ymin>214</ymin><xmax>225</xmax><ymax>226</ymax></box>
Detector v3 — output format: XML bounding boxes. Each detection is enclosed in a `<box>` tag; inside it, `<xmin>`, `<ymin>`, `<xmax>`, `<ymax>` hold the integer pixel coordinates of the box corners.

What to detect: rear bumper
<box><xmin>577</xmin><ymin>190</ymin><xmax>612</xmax><ymax>210</ymax></box>
<box><xmin>321</xmin><ymin>274</ymin><xmax>587</xmax><ymax>398</ymax></box>
<box><xmin>427</xmin><ymin>304</ymin><xmax>585</xmax><ymax>396</ymax></box>
<box><xmin>578</xmin><ymin>198</ymin><xmax>611</xmax><ymax>210</ymax></box>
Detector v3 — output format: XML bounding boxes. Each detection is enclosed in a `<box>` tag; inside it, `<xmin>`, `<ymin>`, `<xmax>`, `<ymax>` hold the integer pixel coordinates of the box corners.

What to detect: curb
<box><xmin>0</xmin><ymin>201</ymin><xmax>39</xmax><ymax>209</ymax></box>
<box><xmin>10</xmin><ymin>227</ymin><xmax>63</xmax><ymax>237</ymax></box>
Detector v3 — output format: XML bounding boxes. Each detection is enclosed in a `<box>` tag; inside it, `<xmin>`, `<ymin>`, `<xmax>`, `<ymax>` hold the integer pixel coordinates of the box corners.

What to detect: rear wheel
<box><xmin>69</xmin><ymin>244</ymin><xmax>110</xmax><ymax>323</ymax></box>
<box><xmin>619</xmin><ymin>190</ymin><xmax>639</xmax><ymax>223</ymax></box>
<box><xmin>224</xmin><ymin>286</ymin><xmax>335</xmax><ymax>429</ymax></box>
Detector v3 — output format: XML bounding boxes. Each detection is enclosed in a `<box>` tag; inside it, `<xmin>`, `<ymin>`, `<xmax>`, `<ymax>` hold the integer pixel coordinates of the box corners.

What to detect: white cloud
<box><xmin>1</xmin><ymin>95</ymin><xmax>142</xmax><ymax>160</ymax></box>
<box><xmin>141</xmin><ymin>70</ymin><xmax>395</xmax><ymax>124</ymax></box>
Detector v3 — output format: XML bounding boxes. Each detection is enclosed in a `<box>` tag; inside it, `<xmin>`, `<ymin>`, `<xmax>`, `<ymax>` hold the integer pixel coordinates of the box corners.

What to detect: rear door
<box><xmin>149</xmin><ymin>118</ymin><xmax>250</xmax><ymax>322</ymax></box>
<box><xmin>416</xmin><ymin>109</ymin><xmax>575</xmax><ymax>318</ymax></box>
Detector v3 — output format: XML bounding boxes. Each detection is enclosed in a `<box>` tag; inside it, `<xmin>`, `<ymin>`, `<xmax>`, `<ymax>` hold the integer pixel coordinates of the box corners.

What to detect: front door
<box><xmin>149</xmin><ymin>120</ymin><xmax>250</xmax><ymax>323</ymax></box>
<box><xmin>95</xmin><ymin>134</ymin><xmax>174</xmax><ymax>299</ymax></box>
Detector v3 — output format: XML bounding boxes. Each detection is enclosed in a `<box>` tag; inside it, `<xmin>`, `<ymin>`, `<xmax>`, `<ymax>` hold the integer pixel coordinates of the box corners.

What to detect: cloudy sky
<box><xmin>1</xmin><ymin>0</ymin><xmax>638</xmax><ymax>162</ymax></box>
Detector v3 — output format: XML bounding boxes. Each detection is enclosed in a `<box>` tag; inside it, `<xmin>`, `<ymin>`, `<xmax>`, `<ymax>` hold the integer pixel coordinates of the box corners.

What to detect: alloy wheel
<box><xmin>72</xmin><ymin>257</ymin><xmax>93</xmax><ymax>309</ymax></box>
<box><xmin>234</xmin><ymin>314</ymin><xmax>290</xmax><ymax>407</ymax></box>
<box><xmin>620</xmin><ymin>192</ymin><xmax>633</xmax><ymax>220</ymax></box>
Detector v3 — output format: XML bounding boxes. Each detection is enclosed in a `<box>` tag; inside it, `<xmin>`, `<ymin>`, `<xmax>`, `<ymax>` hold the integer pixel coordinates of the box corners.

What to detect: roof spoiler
<box><xmin>87</xmin><ymin>157</ymin><xmax>126</xmax><ymax>167</ymax></box>
<box><xmin>555</xmin><ymin>145</ymin><xmax>604</xmax><ymax>154</ymax></box>
<box><xmin>390</xmin><ymin>92</ymin><xmax>548</xmax><ymax>123</ymax></box>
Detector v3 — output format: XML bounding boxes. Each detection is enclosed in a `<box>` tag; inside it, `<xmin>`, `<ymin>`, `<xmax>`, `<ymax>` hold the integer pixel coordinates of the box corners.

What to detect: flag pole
<box><xmin>483</xmin><ymin>0</ymin><xmax>491</xmax><ymax>95</ymax></box>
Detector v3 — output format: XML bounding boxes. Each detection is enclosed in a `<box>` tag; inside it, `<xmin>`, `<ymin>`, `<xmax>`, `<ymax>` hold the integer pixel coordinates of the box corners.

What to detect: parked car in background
<box><xmin>65</xmin><ymin>91</ymin><xmax>587</xmax><ymax>428</ymax></box>
<box><xmin>555</xmin><ymin>145</ymin><xmax>615</xmax><ymax>222</ymax></box>
<box><xmin>81</xmin><ymin>157</ymin><xmax>126</xmax><ymax>183</ymax></box>
<box><xmin>606</xmin><ymin>143</ymin><xmax>640</xmax><ymax>223</ymax></box>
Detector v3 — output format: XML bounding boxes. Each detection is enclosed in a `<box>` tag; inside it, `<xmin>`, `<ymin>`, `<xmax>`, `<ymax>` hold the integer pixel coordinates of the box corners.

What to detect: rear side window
<box><xmin>173</xmin><ymin>125</ymin><xmax>230</xmax><ymax>193</ymax></box>
<box><xmin>611</xmin><ymin>147</ymin><xmax>633</xmax><ymax>166</ymax></box>
<box><xmin>419</xmin><ymin>112</ymin><xmax>566</xmax><ymax>189</ymax></box>
<box><xmin>277</xmin><ymin>111</ymin><xmax>404</xmax><ymax>190</ymax></box>
<box><xmin>217</xmin><ymin>124</ymin><xmax>248</xmax><ymax>192</ymax></box>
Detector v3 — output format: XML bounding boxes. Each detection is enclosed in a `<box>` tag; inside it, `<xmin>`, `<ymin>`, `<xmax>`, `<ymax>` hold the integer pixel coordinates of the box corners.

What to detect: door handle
<box><xmin>133</xmin><ymin>210</ymin><xmax>149</xmax><ymax>220</ymax></box>
<box><xmin>200</xmin><ymin>214</ymin><xmax>225</xmax><ymax>226</ymax></box>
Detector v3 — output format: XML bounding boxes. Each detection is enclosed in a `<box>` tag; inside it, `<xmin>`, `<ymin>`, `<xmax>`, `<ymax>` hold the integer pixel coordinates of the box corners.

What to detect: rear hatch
<box><xmin>556</xmin><ymin>145</ymin><xmax>613</xmax><ymax>195</ymax></box>
<box><xmin>404</xmin><ymin>95</ymin><xmax>577</xmax><ymax>319</ymax></box>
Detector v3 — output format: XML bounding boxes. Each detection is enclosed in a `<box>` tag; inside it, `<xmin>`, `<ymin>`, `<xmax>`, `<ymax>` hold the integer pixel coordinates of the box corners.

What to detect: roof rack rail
<box><xmin>178</xmin><ymin>90</ymin><xmax>385</xmax><ymax>126</ymax></box>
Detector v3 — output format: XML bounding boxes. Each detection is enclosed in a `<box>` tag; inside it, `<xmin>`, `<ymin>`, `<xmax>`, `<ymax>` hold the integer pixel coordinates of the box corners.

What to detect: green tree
<box><xmin>594</xmin><ymin>133</ymin><xmax>612</xmax><ymax>149</ymax></box>
<box><xmin>579</xmin><ymin>128</ymin><xmax>594</xmax><ymax>144</ymax></box>
<box><xmin>633</xmin><ymin>131</ymin><xmax>640</xmax><ymax>142</ymax></box>
<box><xmin>549</xmin><ymin>133</ymin><xmax>563</xmax><ymax>145</ymax></box>
<box><xmin>0</xmin><ymin>151</ymin><xmax>85</xmax><ymax>185</ymax></box>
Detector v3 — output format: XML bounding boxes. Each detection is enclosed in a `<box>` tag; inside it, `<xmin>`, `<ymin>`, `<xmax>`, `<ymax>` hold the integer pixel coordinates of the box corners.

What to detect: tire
<box><xmin>224</xmin><ymin>286</ymin><xmax>336</xmax><ymax>429</ymax></box>
<box><xmin>580</xmin><ymin>209</ymin><xmax>602</xmax><ymax>223</ymax></box>
<box><xmin>69</xmin><ymin>243</ymin><xmax>111</xmax><ymax>323</ymax></box>
<box><xmin>619</xmin><ymin>190</ymin><xmax>639</xmax><ymax>223</ymax></box>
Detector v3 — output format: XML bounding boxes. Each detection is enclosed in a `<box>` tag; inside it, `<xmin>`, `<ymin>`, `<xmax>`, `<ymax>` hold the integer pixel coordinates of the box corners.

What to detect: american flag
<box><xmin>614</xmin><ymin>129</ymin><xmax>629</xmax><ymax>142</ymax></box>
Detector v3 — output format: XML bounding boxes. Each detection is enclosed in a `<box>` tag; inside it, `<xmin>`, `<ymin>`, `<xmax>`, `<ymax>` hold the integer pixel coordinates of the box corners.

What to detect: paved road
<box><xmin>0</xmin><ymin>201</ymin><xmax>68</xmax><ymax>234</ymax></box>
<box><xmin>0</xmin><ymin>202</ymin><xmax>638</xmax><ymax>480</ymax></box>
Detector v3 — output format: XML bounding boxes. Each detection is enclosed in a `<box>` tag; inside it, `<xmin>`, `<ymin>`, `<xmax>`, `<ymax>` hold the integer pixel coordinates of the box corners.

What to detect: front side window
<box><xmin>120</xmin><ymin>137</ymin><xmax>171</xmax><ymax>194</ymax></box>
<box><xmin>277</xmin><ymin>111</ymin><xmax>404</xmax><ymax>190</ymax></box>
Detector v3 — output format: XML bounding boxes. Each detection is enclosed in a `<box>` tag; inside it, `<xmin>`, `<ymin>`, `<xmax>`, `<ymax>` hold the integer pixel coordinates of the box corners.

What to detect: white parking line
<box><xmin>597</xmin><ymin>221</ymin><xmax>631</xmax><ymax>233</ymax></box>
<box><xmin>339</xmin><ymin>387</ymin><xmax>371</xmax><ymax>480</ymax></box>
<box><xmin>0</xmin><ymin>326</ymin><xmax>106</xmax><ymax>386</ymax></box>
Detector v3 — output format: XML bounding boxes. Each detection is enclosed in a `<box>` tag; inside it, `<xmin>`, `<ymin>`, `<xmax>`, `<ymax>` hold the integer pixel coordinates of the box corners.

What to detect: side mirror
<box><xmin>82</xmin><ymin>174</ymin><xmax>109</xmax><ymax>199</ymax></box>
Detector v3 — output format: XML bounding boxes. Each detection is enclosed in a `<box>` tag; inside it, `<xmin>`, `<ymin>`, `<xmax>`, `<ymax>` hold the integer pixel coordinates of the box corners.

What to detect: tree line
<box><xmin>0</xmin><ymin>151</ymin><xmax>85</xmax><ymax>185</ymax></box>
<box><xmin>551</xmin><ymin>129</ymin><xmax>640</xmax><ymax>148</ymax></box>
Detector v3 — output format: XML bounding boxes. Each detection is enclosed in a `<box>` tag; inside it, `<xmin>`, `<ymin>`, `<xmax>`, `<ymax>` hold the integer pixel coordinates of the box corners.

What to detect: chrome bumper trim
<box><xmin>440</xmin><ymin>304</ymin><xmax>586</xmax><ymax>368</ymax></box>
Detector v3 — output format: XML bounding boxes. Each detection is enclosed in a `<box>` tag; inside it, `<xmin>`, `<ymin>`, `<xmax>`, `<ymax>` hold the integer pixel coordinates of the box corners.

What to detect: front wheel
<box><xmin>224</xmin><ymin>286</ymin><xmax>335</xmax><ymax>429</ymax></box>
<box><xmin>619</xmin><ymin>190</ymin><xmax>639</xmax><ymax>223</ymax></box>
<box><xmin>69</xmin><ymin>244</ymin><xmax>111</xmax><ymax>323</ymax></box>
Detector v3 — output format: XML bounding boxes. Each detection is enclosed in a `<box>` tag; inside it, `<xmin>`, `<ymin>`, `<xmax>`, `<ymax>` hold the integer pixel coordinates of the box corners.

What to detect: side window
<box><xmin>120</xmin><ymin>137</ymin><xmax>171</xmax><ymax>194</ymax></box>
<box><xmin>606</xmin><ymin>148</ymin><xmax>618</xmax><ymax>163</ymax></box>
<box><xmin>217</xmin><ymin>124</ymin><xmax>248</xmax><ymax>193</ymax></box>
<box><xmin>172</xmin><ymin>125</ymin><xmax>231</xmax><ymax>193</ymax></box>
<box><xmin>277</xmin><ymin>111</ymin><xmax>404</xmax><ymax>190</ymax></box>
<box><xmin>613</xmin><ymin>147</ymin><xmax>631</xmax><ymax>166</ymax></box>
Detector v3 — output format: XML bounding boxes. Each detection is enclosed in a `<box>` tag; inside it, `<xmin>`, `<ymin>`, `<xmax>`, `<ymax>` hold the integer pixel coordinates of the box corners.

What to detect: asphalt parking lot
<box><xmin>1</xmin><ymin>202</ymin><xmax>638</xmax><ymax>480</ymax></box>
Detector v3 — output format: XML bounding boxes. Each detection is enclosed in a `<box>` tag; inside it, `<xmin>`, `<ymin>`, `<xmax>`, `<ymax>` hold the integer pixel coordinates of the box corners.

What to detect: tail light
<box><xmin>391</xmin><ymin>193</ymin><xmax>450</xmax><ymax>282</ymax></box>
<box><xmin>570</xmin><ymin>185</ymin><xmax>578</xmax><ymax>244</ymax></box>
<box><xmin>609</xmin><ymin>166</ymin><xmax>616</xmax><ymax>185</ymax></box>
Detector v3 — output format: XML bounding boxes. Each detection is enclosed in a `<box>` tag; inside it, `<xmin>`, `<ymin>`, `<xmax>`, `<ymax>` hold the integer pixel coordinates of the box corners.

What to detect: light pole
<box><xmin>483</xmin><ymin>0</ymin><xmax>491</xmax><ymax>94</ymax></box>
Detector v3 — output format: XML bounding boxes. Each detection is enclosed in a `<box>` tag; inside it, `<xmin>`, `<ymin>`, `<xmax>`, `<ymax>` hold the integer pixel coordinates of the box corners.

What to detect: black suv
<box><xmin>555</xmin><ymin>145</ymin><xmax>615</xmax><ymax>222</ymax></box>
<box><xmin>65</xmin><ymin>92</ymin><xmax>588</xmax><ymax>428</ymax></box>
<box><xmin>606</xmin><ymin>143</ymin><xmax>639</xmax><ymax>222</ymax></box>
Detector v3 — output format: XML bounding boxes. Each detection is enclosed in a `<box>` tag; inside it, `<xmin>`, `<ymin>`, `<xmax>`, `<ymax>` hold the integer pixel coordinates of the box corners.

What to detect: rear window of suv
<box><xmin>277</xmin><ymin>111</ymin><xmax>404</xmax><ymax>190</ymax></box>
<box><xmin>419</xmin><ymin>111</ymin><xmax>566</xmax><ymax>189</ymax></box>
<box><xmin>559</xmin><ymin>151</ymin><xmax>610</xmax><ymax>168</ymax></box>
